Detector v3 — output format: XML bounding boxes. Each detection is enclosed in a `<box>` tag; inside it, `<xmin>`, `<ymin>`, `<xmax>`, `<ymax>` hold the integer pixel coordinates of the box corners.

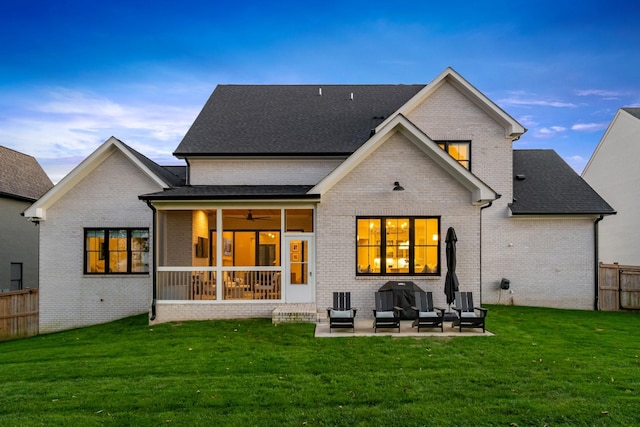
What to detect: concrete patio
<box><xmin>314</xmin><ymin>317</ymin><xmax>493</xmax><ymax>338</ymax></box>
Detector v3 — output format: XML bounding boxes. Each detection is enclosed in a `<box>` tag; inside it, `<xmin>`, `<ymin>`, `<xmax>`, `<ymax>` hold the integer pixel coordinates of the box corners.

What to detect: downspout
<box><xmin>146</xmin><ymin>200</ymin><xmax>158</xmax><ymax>321</ymax></box>
<box><xmin>185</xmin><ymin>158</ymin><xmax>191</xmax><ymax>186</ymax></box>
<box><xmin>594</xmin><ymin>215</ymin><xmax>604</xmax><ymax>311</ymax></box>
<box><xmin>479</xmin><ymin>194</ymin><xmax>500</xmax><ymax>305</ymax></box>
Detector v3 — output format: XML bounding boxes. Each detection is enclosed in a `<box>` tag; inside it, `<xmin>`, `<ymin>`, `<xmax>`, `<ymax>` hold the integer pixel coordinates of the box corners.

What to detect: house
<box><xmin>0</xmin><ymin>146</ymin><xmax>53</xmax><ymax>292</ymax></box>
<box><xmin>25</xmin><ymin>68</ymin><xmax>614</xmax><ymax>332</ymax></box>
<box><xmin>582</xmin><ymin>108</ymin><xmax>639</xmax><ymax>266</ymax></box>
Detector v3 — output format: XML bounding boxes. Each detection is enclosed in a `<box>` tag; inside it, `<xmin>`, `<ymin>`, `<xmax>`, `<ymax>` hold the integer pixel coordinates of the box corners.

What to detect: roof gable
<box><xmin>174</xmin><ymin>84</ymin><xmax>425</xmax><ymax>156</ymax></box>
<box><xmin>24</xmin><ymin>137</ymin><xmax>183</xmax><ymax>220</ymax></box>
<box><xmin>310</xmin><ymin>114</ymin><xmax>498</xmax><ymax>205</ymax></box>
<box><xmin>0</xmin><ymin>146</ymin><xmax>53</xmax><ymax>201</ymax></box>
<box><xmin>583</xmin><ymin>108</ymin><xmax>640</xmax><ymax>176</ymax></box>
<box><xmin>511</xmin><ymin>149</ymin><xmax>615</xmax><ymax>216</ymax></box>
<box><xmin>378</xmin><ymin>67</ymin><xmax>526</xmax><ymax>140</ymax></box>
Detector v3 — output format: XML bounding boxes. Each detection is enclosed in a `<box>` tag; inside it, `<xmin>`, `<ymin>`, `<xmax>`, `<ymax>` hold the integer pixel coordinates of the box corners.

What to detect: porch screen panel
<box><xmin>234</xmin><ymin>232</ymin><xmax>256</xmax><ymax>266</ymax></box>
<box><xmin>258</xmin><ymin>232</ymin><xmax>280</xmax><ymax>266</ymax></box>
<box><xmin>356</xmin><ymin>219</ymin><xmax>380</xmax><ymax>273</ymax></box>
<box><xmin>285</xmin><ymin>209</ymin><xmax>313</xmax><ymax>232</ymax></box>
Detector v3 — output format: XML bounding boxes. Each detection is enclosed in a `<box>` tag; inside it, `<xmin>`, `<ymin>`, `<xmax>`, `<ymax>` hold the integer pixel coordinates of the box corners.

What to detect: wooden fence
<box><xmin>0</xmin><ymin>289</ymin><xmax>39</xmax><ymax>341</ymax></box>
<box><xmin>599</xmin><ymin>263</ymin><xmax>640</xmax><ymax>311</ymax></box>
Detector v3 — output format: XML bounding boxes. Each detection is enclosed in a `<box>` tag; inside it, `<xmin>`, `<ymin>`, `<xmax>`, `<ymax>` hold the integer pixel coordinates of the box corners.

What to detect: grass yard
<box><xmin>1</xmin><ymin>305</ymin><xmax>638</xmax><ymax>426</ymax></box>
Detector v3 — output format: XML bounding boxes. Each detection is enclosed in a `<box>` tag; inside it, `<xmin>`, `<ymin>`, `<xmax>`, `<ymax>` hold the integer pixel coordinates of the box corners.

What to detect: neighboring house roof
<box><xmin>0</xmin><ymin>145</ymin><xmax>53</xmax><ymax>202</ymax></box>
<box><xmin>582</xmin><ymin>107</ymin><xmax>640</xmax><ymax>176</ymax></box>
<box><xmin>174</xmin><ymin>84</ymin><xmax>426</xmax><ymax>156</ymax></box>
<box><xmin>622</xmin><ymin>107</ymin><xmax>640</xmax><ymax>119</ymax></box>
<box><xmin>510</xmin><ymin>149</ymin><xmax>615</xmax><ymax>216</ymax></box>
<box><xmin>139</xmin><ymin>185</ymin><xmax>318</xmax><ymax>201</ymax></box>
<box><xmin>24</xmin><ymin>137</ymin><xmax>185</xmax><ymax>220</ymax></box>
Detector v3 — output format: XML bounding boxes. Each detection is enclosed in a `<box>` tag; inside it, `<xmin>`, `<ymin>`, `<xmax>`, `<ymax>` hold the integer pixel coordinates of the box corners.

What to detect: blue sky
<box><xmin>1</xmin><ymin>0</ymin><xmax>639</xmax><ymax>182</ymax></box>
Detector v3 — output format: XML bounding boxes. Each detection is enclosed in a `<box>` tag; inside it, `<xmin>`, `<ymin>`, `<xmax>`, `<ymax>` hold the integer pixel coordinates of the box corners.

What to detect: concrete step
<box><xmin>272</xmin><ymin>304</ymin><xmax>318</xmax><ymax>324</ymax></box>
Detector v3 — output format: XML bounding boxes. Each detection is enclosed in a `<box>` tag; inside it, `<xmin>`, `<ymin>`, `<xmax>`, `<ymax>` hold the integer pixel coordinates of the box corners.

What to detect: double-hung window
<box><xmin>356</xmin><ymin>217</ymin><xmax>440</xmax><ymax>276</ymax></box>
<box><xmin>437</xmin><ymin>141</ymin><xmax>470</xmax><ymax>170</ymax></box>
<box><xmin>85</xmin><ymin>228</ymin><xmax>149</xmax><ymax>274</ymax></box>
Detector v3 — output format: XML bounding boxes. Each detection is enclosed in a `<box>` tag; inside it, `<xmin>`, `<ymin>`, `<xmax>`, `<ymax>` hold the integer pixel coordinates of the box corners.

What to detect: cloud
<box><xmin>571</xmin><ymin>123</ymin><xmax>608</xmax><ymax>132</ymax></box>
<box><xmin>575</xmin><ymin>89</ymin><xmax>626</xmax><ymax>98</ymax></box>
<box><xmin>535</xmin><ymin>126</ymin><xmax>567</xmax><ymax>138</ymax></box>
<box><xmin>0</xmin><ymin>87</ymin><xmax>198</xmax><ymax>182</ymax></box>
<box><xmin>499</xmin><ymin>97</ymin><xmax>577</xmax><ymax>108</ymax></box>
<box><xmin>564</xmin><ymin>155</ymin><xmax>587</xmax><ymax>173</ymax></box>
<box><xmin>517</xmin><ymin>115</ymin><xmax>538</xmax><ymax>127</ymax></box>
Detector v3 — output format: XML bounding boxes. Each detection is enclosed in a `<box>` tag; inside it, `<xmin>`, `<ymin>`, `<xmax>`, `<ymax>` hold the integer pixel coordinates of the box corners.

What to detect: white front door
<box><xmin>284</xmin><ymin>235</ymin><xmax>315</xmax><ymax>303</ymax></box>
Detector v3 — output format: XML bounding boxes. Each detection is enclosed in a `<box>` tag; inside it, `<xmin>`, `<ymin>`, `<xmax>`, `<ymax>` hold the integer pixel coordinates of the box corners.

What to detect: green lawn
<box><xmin>1</xmin><ymin>305</ymin><xmax>638</xmax><ymax>426</ymax></box>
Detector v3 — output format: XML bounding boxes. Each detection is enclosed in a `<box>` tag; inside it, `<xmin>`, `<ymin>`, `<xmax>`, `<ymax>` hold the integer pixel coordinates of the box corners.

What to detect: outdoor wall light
<box><xmin>393</xmin><ymin>181</ymin><xmax>404</xmax><ymax>191</ymax></box>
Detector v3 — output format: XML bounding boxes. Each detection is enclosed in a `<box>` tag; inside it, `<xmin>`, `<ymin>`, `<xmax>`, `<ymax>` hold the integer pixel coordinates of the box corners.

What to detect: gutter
<box><xmin>594</xmin><ymin>215</ymin><xmax>604</xmax><ymax>311</ymax></box>
<box><xmin>146</xmin><ymin>200</ymin><xmax>158</xmax><ymax>321</ymax></box>
<box><xmin>185</xmin><ymin>158</ymin><xmax>191</xmax><ymax>186</ymax></box>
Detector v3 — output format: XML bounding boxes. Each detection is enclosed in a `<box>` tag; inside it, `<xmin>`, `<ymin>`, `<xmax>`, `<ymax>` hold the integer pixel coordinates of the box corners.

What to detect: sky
<box><xmin>1</xmin><ymin>1</ymin><xmax>639</xmax><ymax>183</ymax></box>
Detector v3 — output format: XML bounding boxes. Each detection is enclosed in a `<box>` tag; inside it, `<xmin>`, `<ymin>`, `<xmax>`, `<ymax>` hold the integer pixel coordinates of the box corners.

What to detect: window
<box><xmin>437</xmin><ymin>141</ymin><xmax>470</xmax><ymax>170</ymax></box>
<box><xmin>10</xmin><ymin>263</ymin><xmax>22</xmax><ymax>291</ymax></box>
<box><xmin>356</xmin><ymin>217</ymin><xmax>440</xmax><ymax>275</ymax></box>
<box><xmin>85</xmin><ymin>228</ymin><xmax>149</xmax><ymax>274</ymax></box>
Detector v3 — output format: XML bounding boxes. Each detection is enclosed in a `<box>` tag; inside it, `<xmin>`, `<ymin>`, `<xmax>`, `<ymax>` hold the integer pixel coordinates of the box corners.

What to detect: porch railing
<box><xmin>157</xmin><ymin>268</ymin><xmax>281</xmax><ymax>301</ymax></box>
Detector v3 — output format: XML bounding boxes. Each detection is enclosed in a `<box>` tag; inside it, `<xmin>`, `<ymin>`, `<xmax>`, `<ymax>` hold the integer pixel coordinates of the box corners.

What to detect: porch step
<box><xmin>272</xmin><ymin>304</ymin><xmax>318</xmax><ymax>324</ymax></box>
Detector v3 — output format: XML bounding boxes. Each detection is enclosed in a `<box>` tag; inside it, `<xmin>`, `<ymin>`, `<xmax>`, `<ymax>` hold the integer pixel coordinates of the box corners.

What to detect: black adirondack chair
<box><xmin>373</xmin><ymin>291</ymin><xmax>402</xmax><ymax>332</ymax></box>
<box><xmin>453</xmin><ymin>291</ymin><xmax>488</xmax><ymax>332</ymax></box>
<box><xmin>411</xmin><ymin>291</ymin><xmax>445</xmax><ymax>332</ymax></box>
<box><xmin>327</xmin><ymin>292</ymin><xmax>357</xmax><ymax>332</ymax></box>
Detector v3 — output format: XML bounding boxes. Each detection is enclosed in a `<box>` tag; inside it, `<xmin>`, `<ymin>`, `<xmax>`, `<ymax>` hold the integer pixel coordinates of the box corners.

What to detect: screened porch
<box><xmin>155</xmin><ymin>208</ymin><xmax>313</xmax><ymax>302</ymax></box>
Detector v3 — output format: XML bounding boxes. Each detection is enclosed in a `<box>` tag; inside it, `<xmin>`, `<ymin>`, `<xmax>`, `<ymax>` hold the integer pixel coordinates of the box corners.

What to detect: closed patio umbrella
<box><xmin>444</xmin><ymin>227</ymin><xmax>459</xmax><ymax>310</ymax></box>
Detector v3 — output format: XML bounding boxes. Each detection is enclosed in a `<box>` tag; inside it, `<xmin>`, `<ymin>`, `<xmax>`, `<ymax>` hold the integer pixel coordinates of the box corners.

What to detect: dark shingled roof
<box><xmin>118</xmin><ymin>140</ymin><xmax>186</xmax><ymax>187</ymax></box>
<box><xmin>0</xmin><ymin>145</ymin><xmax>53</xmax><ymax>201</ymax></box>
<box><xmin>174</xmin><ymin>84</ymin><xmax>425</xmax><ymax>156</ymax></box>
<box><xmin>139</xmin><ymin>185</ymin><xmax>318</xmax><ymax>201</ymax></box>
<box><xmin>510</xmin><ymin>149</ymin><xmax>615</xmax><ymax>215</ymax></box>
<box><xmin>622</xmin><ymin>107</ymin><xmax>640</xmax><ymax>119</ymax></box>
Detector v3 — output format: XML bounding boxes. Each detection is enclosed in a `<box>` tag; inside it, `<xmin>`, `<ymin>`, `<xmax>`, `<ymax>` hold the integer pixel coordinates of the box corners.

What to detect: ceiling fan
<box><xmin>245</xmin><ymin>210</ymin><xmax>271</xmax><ymax>221</ymax></box>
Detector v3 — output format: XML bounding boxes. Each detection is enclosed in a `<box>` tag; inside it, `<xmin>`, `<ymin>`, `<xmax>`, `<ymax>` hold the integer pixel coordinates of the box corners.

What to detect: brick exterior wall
<box><xmin>481</xmin><ymin>216</ymin><xmax>596</xmax><ymax>310</ymax></box>
<box><xmin>152</xmin><ymin>301</ymin><xmax>283</xmax><ymax>323</ymax></box>
<box><xmin>189</xmin><ymin>158</ymin><xmax>343</xmax><ymax>185</ymax></box>
<box><xmin>316</xmin><ymin>131</ymin><xmax>481</xmax><ymax>315</ymax></box>
<box><xmin>408</xmin><ymin>81</ymin><xmax>596</xmax><ymax>310</ymax></box>
<box><xmin>40</xmin><ymin>78</ymin><xmax>598</xmax><ymax>331</ymax></box>
<box><xmin>38</xmin><ymin>150</ymin><xmax>159</xmax><ymax>332</ymax></box>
